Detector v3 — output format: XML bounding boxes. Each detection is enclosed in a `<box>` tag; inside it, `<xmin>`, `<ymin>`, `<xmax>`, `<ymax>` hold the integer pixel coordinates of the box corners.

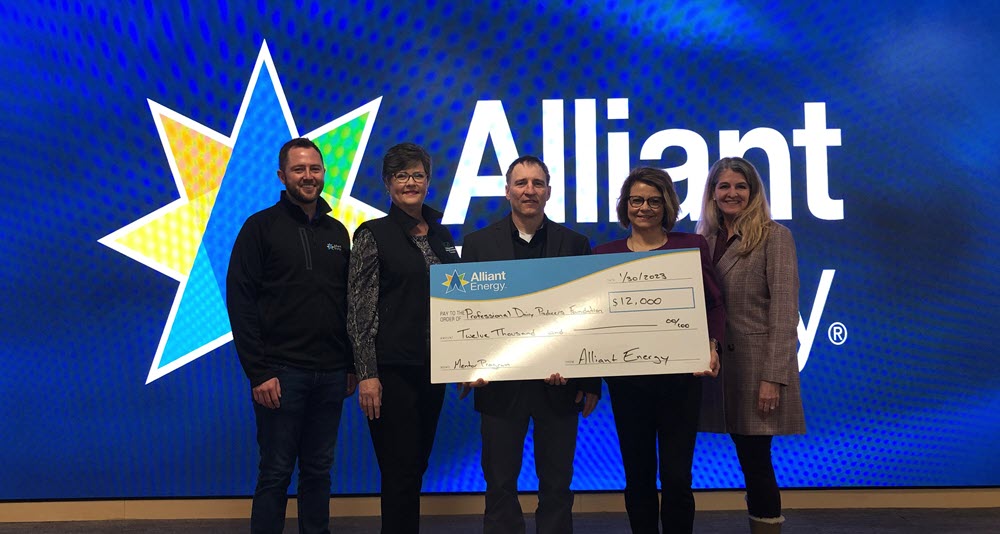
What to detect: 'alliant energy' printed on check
<box><xmin>429</xmin><ymin>249</ymin><xmax>712</xmax><ymax>383</ymax></box>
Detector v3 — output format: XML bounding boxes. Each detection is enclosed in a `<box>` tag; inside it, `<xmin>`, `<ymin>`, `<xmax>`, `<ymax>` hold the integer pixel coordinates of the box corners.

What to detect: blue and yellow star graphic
<box><xmin>442</xmin><ymin>270</ymin><xmax>471</xmax><ymax>294</ymax></box>
<box><xmin>100</xmin><ymin>42</ymin><xmax>384</xmax><ymax>383</ymax></box>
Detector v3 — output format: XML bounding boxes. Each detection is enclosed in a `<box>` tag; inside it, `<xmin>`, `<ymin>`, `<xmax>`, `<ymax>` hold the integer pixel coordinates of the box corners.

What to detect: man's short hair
<box><xmin>382</xmin><ymin>143</ymin><xmax>432</xmax><ymax>182</ymax></box>
<box><xmin>278</xmin><ymin>138</ymin><xmax>323</xmax><ymax>172</ymax></box>
<box><xmin>505</xmin><ymin>155</ymin><xmax>550</xmax><ymax>184</ymax></box>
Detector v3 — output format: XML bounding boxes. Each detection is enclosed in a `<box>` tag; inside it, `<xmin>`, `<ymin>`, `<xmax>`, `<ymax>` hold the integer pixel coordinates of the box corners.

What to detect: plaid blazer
<box><xmin>702</xmin><ymin>222</ymin><xmax>806</xmax><ymax>435</ymax></box>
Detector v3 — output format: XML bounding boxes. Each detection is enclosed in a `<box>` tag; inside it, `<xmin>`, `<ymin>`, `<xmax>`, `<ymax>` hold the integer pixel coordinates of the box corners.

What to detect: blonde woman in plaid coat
<box><xmin>697</xmin><ymin>157</ymin><xmax>806</xmax><ymax>534</ymax></box>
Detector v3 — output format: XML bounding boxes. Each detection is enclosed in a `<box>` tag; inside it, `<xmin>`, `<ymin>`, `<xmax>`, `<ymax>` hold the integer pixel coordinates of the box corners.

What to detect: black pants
<box><xmin>368</xmin><ymin>365</ymin><xmax>446</xmax><ymax>534</ymax></box>
<box><xmin>607</xmin><ymin>374</ymin><xmax>702</xmax><ymax>534</ymax></box>
<box><xmin>730</xmin><ymin>434</ymin><xmax>780</xmax><ymax>519</ymax></box>
<box><xmin>481</xmin><ymin>381</ymin><xmax>579</xmax><ymax>534</ymax></box>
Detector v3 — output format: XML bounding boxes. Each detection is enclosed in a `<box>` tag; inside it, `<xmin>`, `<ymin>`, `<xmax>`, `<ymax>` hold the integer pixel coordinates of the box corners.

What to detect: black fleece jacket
<box><xmin>226</xmin><ymin>192</ymin><xmax>353</xmax><ymax>386</ymax></box>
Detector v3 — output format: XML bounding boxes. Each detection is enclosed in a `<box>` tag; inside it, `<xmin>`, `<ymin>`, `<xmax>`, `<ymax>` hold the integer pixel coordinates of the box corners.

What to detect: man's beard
<box><xmin>287</xmin><ymin>181</ymin><xmax>322</xmax><ymax>205</ymax></box>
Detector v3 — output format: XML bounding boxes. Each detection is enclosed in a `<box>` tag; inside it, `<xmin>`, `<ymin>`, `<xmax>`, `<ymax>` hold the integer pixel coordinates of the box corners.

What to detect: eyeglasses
<box><xmin>391</xmin><ymin>171</ymin><xmax>428</xmax><ymax>184</ymax></box>
<box><xmin>627</xmin><ymin>196</ymin><xmax>665</xmax><ymax>209</ymax></box>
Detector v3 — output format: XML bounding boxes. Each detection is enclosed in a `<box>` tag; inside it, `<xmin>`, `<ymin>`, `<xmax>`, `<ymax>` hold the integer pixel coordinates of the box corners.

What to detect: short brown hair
<box><xmin>614</xmin><ymin>167</ymin><xmax>681</xmax><ymax>232</ymax></box>
<box><xmin>505</xmin><ymin>155</ymin><xmax>550</xmax><ymax>184</ymax></box>
<box><xmin>382</xmin><ymin>142</ymin><xmax>432</xmax><ymax>183</ymax></box>
<box><xmin>278</xmin><ymin>138</ymin><xmax>323</xmax><ymax>172</ymax></box>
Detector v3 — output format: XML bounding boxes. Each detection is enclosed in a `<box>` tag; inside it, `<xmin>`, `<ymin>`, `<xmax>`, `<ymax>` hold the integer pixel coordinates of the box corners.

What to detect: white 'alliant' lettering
<box><xmin>442</xmin><ymin>99</ymin><xmax>843</xmax><ymax>224</ymax></box>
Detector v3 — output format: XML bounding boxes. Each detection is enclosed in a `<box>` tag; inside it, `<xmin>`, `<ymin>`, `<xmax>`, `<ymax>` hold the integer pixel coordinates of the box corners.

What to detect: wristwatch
<box><xmin>709</xmin><ymin>338</ymin><xmax>720</xmax><ymax>352</ymax></box>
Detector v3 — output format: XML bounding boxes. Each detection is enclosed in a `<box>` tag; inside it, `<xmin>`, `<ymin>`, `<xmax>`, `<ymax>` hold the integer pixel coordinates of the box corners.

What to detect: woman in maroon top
<box><xmin>594</xmin><ymin>167</ymin><xmax>725</xmax><ymax>534</ymax></box>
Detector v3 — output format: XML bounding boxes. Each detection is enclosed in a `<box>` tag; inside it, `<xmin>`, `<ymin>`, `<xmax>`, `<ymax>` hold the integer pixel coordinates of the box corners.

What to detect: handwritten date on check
<box><xmin>429</xmin><ymin>249</ymin><xmax>711</xmax><ymax>384</ymax></box>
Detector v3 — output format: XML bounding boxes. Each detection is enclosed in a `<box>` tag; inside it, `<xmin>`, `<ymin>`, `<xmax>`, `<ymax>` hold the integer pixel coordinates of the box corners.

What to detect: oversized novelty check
<box><xmin>429</xmin><ymin>249</ymin><xmax>711</xmax><ymax>384</ymax></box>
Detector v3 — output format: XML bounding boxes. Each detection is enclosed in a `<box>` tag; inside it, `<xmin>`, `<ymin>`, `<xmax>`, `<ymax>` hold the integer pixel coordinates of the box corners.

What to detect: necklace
<box><xmin>628</xmin><ymin>231</ymin><xmax>668</xmax><ymax>252</ymax></box>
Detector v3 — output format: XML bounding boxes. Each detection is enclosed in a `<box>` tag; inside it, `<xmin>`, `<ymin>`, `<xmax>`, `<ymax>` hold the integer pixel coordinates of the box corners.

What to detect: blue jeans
<box><xmin>251</xmin><ymin>366</ymin><xmax>347</xmax><ymax>534</ymax></box>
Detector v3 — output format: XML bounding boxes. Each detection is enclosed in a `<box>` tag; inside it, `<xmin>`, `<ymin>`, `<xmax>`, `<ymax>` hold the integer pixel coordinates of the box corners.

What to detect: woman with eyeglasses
<box><xmin>347</xmin><ymin>142</ymin><xmax>461</xmax><ymax>533</ymax></box>
<box><xmin>593</xmin><ymin>167</ymin><xmax>725</xmax><ymax>534</ymax></box>
<box><xmin>697</xmin><ymin>157</ymin><xmax>805</xmax><ymax>534</ymax></box>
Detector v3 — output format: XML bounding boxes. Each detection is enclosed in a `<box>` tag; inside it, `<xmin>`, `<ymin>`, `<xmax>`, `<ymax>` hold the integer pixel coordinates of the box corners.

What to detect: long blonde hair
<box><xmin>696</xmin><ymin>157</ymin><xmax>772</xmax><ymax>255</ymax></box>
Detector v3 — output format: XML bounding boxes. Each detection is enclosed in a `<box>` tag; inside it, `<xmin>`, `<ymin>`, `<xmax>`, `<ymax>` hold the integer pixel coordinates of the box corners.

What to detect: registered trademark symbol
<box><xmin>827</xmin><ymin>322</ymin><xmax>847</xmax><ymax>345</ymax></box>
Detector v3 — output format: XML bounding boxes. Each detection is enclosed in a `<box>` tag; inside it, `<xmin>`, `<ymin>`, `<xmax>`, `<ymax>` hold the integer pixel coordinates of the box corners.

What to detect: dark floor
<box><xmin>1</xmin><ymin>509</ymin><xmax>998</xmax><ymax>534</ymax></box>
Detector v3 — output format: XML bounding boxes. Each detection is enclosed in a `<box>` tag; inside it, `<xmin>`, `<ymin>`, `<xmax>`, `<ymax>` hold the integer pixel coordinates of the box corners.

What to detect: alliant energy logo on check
<box><xmin>441</xmin><ymin>269</ymin><xmax>508</xmax><ymax>293</ymax></box>
<box><xmin>468</xmin><ymin>270</ymin><xmax>507</xmax><ymax>292</ymax></box>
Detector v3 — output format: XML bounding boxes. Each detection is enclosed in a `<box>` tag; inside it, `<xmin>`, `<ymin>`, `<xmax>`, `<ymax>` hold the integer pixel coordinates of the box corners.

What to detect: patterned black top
<box><xmin>347</xmin><ymin>227</ymin><xmax>441</xmax><ymax>380</ymax></box>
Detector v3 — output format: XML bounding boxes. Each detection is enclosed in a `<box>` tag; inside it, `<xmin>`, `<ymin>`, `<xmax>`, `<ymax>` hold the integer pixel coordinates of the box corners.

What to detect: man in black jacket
<box><xmin>461</xmin><ymin>155</ymin><xmax>601</xmax><ymax>534</ymax></box>
<box><xmin>226</xmin><ymin>138</ymin><xmax>357</xmax><ymax>534</ymax></box>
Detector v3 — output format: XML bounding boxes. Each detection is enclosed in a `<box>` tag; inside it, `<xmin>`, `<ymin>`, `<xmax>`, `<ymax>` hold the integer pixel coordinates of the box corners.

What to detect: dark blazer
<box><xmin>461</xmin><ymin>215</ymin><xmax>601</xmax><ymax>416</ymax></box>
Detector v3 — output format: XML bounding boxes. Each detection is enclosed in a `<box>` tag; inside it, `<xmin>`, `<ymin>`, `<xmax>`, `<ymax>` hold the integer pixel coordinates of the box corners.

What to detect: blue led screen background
<box><xmin>1</xmin><ymin>1</ymin><xmax>998</xmax><ymax>499</ymax></box>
